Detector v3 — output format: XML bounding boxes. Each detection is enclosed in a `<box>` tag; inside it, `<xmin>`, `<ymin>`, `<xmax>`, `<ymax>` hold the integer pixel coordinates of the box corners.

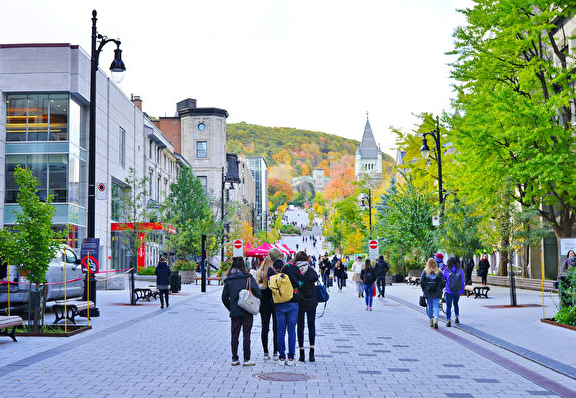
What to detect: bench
<box><xmin>194</xmin><ymin>277</ymin><xmax>222</xmax><ymax>285</ymax></box>
<box><xmin>133</xmin><ymin>287</ymin><xmax>159</xmax><ymax>303</ymax></box>
<box><xmin>464</xmin><ymin>285</ymin><xmax>490</xmax><ymax>299</ymax></box>
<box><xmin>404</xmin><ymin>269</ymin><xmax>422</xmax><ymax>286</ymax></box>
<box><xmin>0</xmin><ymin>315</ymin><xmax>23</xmax><ymax>342</ymax></box>
<box><xmin>52</xmin><ymin>300</ymin><xmax>95</xmax><ymax>324</ymax></box>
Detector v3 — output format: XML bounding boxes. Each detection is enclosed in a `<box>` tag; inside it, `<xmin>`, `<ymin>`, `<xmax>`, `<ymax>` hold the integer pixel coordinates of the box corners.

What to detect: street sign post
<box><xmin>368</xmin><ymin>239</ymin><xmax>378</xmax><ymax>260</ymax></box>
<box><xmin>233</xmin><ymin>239</ymin><xmax>243</xmax><ymax>257</ymax></box>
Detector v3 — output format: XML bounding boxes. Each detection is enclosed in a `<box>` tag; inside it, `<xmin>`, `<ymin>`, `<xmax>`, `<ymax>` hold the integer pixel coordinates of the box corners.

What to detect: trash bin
<box><xmin>170</xmin><ymin>272</ymin><xmax>181</xmax><ymax>293</ymax></box>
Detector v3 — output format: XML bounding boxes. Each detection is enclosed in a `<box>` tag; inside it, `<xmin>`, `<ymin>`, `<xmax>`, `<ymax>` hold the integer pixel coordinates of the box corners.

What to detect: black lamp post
<box><xmin>87</xmin><ymin>10</ymin><xmax>126</xmax><ymax>309</ymax></box>
<box><xmin>419</xmin><ymin>116</ymin><xmax>443</xmax><ymax>205</ymax></box>
<box><xmin>220</xmin><ymin>167</ymin><xmax>236</xmax><ymax>266</ymax></box>
<box><xmin>361</xmin><ymin>189</ymin><xmax>372</xmax><ymax>235</ymax></box>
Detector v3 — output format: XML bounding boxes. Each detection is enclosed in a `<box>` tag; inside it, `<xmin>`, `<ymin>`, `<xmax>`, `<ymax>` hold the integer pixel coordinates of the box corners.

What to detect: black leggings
<box><xmin>260</xmin><ymin>309</ymin><xmax>277</xmax><ymax>355</ymax></box>
<box><xmin>158</xmin><ymin>289</ymin><xmax>169</xmax><ymax>307</ymax></box>
<box><xmin>297</xmin><ymin>307</ymin><xmax>316</xmax><ymax>348</ymax></box>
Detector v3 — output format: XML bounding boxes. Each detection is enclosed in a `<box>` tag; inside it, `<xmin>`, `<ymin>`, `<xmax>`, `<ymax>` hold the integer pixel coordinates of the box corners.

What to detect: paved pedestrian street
<box><xmin>1</xmin><ymin>281</ymin><xmax>575</xmax><ymax>398</ymax></box>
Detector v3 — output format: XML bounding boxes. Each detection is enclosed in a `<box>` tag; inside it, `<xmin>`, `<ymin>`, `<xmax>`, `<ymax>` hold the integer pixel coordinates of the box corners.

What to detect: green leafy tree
<box><xmin>450</xmin><ymin>2</ymin><xmax>576</xmax><ymax>241</ymax></box>
<box><xmin>6</xmin><ymin>166</ymin><xmax>60</xmax><ymax>330</ymax></box>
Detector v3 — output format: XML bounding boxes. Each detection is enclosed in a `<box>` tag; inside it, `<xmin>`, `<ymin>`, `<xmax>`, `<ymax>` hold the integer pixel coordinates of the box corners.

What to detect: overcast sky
<box><xmin>0</xmin><ymin>0</ymin><xmax>472</xmax><ymax>157</ymax></box>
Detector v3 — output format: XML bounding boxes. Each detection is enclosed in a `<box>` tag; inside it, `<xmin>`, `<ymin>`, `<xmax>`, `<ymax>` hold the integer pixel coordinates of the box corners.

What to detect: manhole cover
<box><xmin>254</xmin><ymin>372</ymin><xmax>314</xmax><ymax>382</ymax></box>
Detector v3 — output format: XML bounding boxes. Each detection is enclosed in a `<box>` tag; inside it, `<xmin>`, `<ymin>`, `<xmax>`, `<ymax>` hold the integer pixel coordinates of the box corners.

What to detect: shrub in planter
<box><xmin>172</xmin><ymin>260</ymin><xmax>197</xmax><ymax>272</ymax></box>
<box><xmin>138</xmin><ymin>266</ymin><xmax>156</xmax><ymax>275</ymax></box>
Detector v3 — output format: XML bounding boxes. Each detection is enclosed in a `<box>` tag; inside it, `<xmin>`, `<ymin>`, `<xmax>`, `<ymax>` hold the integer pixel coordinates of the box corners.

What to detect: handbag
<box><xmin>315</xmin><ymin>282</ymin><xmax>329</xmax><ymax>303</ymax></box>
<box><xmin>372</xmin><ymin>284</ymin><xmax>377</xmax><ymax>297</ymax></box>
<box><xmin>238</xmin><ymin>277</ymin><xmax>260</xmax><ymax>315</ymax></box>
<box><xmin>419</xmin><ymin>295</ymin><xmax>427</xmax><ymax>307</ymax></box>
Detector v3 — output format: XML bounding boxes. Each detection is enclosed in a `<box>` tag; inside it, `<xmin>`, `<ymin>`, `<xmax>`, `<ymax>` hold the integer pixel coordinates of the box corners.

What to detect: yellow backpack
<box><xmin>268</xmin><ymin>265</ymin><xmax>294</xmax><ymax>304</ymax></box>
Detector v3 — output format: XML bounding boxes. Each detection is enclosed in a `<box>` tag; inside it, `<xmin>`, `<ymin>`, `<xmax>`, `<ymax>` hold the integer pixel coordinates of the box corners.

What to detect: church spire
<box><xmin>359</xmin><ymin>115</ymin><xmax>378</xmax><ymax>158</ymax></box>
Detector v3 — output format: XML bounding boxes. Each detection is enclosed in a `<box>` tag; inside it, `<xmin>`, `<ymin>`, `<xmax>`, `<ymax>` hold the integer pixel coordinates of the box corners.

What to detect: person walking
<box><xmin>420</xmin><ymin>257</ymin><xmax>445</xmax><ymax>329</ymax></box>
<box><xmin>334</xmin><ymin>260</ymin><xmax>347</xmax><ymax>291</ymax></box>
<box><xmin>435</xmin><ymin>253</ymin><xmax>446</xmax><ymax>272</ymax></box>
<box><xmin>267</xmin><ymin>248</ymin><xmax>303</xmax><ymax>366</ymax></box>
<box><xmin>374</xmin><ymin>255</ymin><xmax>389</xmax><ymax>298</ymax></box>
<box><xmin>320</xmin><ymin>254</ymin><xmax>331</xmax><ymax>289</ymax></box>
<box><xmin>562</xmin><ymin>250</ymin><xmax>576</xmax><ymax>272</ymax></box>
<box><xmin>464</xmin><ymin>256</ymin><xmax>474</xmax><ymax>286</ymax></box>
<box><xmin>443</xmin><ymin>257</ymin><xmax>465</xmax><ymax>327</ymax></box>
<box><xmin>360</xmin><ymin>259</ymin><xmax>376</xmax><ymax>311</ymax></box>
<box><xmin>294</xmin><ymin>251</ymin><xmax>319</xmax><ymax>363</ymax></box>
<box><xmin>479</xmin><ymin>254</ymin><xmax>490</xmax><ymax>286</ymax></box>
<box><xmin>351</xmin><ymin>255</ymin><xmax>364</xmax><ymax>298</ymax></box>
<box><xmin>222</xmin><ymin>257</ymin><xmax>261</xmax><ymax>366</ymax></box>
<box><xmin>155</xmin><ymin>256</ymin><xmax>171</xmax><ymax>309</ymax></box>
<box><xmin>256</xmin><ymin>255</ymin><xmax>278</xmax><ymax>361</ymax></box>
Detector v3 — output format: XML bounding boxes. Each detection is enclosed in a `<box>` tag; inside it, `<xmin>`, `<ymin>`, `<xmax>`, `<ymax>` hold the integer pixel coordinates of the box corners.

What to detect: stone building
<box><xmin>355</xmin><ymin>116</ymin><xmax>382</xmax><ymax>183</ymax></box>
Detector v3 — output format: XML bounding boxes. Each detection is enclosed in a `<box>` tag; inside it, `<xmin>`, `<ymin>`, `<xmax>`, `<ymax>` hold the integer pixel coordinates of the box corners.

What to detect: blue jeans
<box><xmin>275</xmin><ymin>302</ymin><xmax>299</xmax><ymax>360</ymax></box>
<box><xmin>445</xmin><ymin>292</ymin><xmax>460</xmax><ymax>320</ymax></box>
<box><xmin>427</xmin><ymin>297</ymin><xmax>440</xmax><ymax>319</ymax></box>
<box><xmin>363</xmin><ymin>283</ymin><xmax>374</xmax><ymax>307</ymax></box>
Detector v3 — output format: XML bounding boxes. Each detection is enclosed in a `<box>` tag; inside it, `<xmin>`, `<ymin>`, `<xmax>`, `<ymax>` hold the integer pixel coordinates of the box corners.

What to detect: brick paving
<box><xmin>0</xmin><ymin>279</ymin><xmax>575</xmax><ymax>397</ymax></box>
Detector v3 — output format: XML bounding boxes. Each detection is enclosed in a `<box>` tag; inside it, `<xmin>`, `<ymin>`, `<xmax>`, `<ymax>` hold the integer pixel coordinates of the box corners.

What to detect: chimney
<box><xmin>177</xmin><ymin>98</ymin><xmax>197</xmax><ymax>116</ymax></box>
<box><xmin>131</xmin><ymin>94</ymin><xmax>142</xmax><ymax>111</ymax></box>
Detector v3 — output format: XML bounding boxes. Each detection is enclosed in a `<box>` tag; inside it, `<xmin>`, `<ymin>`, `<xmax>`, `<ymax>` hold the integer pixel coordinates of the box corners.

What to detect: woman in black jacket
<box><xmin>256</xmin><ymin>255</ymin><xmax>277</xmax><ymax>361</ymax></box>
<box><xmin>479</xmin><ymin>254</ymin><xmax>490</xmax><ymax>286</ymax></box>
<box><xmin>420</xmin><ymin>257</ymin><xmax>446</xmax><ymax>329</ymax></box>
<box><xmin>155</xmin><ymin>257</ymin><xmax>171</xmax><ymax>309</ymax></box>
<box><xmin>294</xmin><ymin>251</ymin><xmax>319</xmax><ymax>362</ymax></box>
<box><xmin>360</xmin><ymin>259</ymin><xmax>376</xmax><ymax>311</ymax></box>
<box><xmin>222</xmin><ymin>257</ymin><xmax>261</xmax><ymax>366</ymax></box>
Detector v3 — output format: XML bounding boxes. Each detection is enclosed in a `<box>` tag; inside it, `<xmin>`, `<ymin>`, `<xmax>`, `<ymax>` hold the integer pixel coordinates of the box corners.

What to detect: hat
<box><xmin>269</xmin><ymin>248</ymin><xmax>282</xmax><ymax>260</ymax></box>
<box><xmin>356</xmin><ymin>255</ymin><xmax>363</xmax><ymax>260</ymax></box>
<box><xmin>435</xmin><ymin>253</ymin><xmax>444</xmax><ymax>260</ymax></box>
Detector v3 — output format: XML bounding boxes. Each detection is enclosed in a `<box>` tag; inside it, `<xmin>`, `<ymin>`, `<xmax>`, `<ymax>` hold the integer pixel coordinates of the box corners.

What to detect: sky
<box><xmin>0</xmin><ymin>0</ymin><xmax>472</xmax><ymax>157</ymax></box>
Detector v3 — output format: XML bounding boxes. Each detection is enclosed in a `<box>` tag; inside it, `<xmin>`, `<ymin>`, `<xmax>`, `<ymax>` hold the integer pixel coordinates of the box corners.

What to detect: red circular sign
<box><xmin>233</xmin><ymin>240</ymin><xmax>243</xmax><ymax>249</ymax></box>
<box><xmin>369</xmin><ymin>240</ymin><xmax>378</xmax><ymax>249</ymax></box>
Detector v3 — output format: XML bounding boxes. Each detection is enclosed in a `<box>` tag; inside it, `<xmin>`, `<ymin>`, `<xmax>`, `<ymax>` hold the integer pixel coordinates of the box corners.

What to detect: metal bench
<box><xmin>0</xmin><ymin>315</ymin><xmax>23</xmax><ymax>342</ymax></box>
<box><xmin>133</xmin><ymin>287</ymin><xmax>159</xmax><ymax>303</ymax></box>
<box><xmin>464</xmin><ymin>285</ymin><xmax>490</xmax><ymax>298</ymax></box>
<box><xmin>194</xmin><ymin>277</ymin><xmax>222</xmax><ymax>285</ymax></box>
<box><xmin>52</xmin><ymin>301</ymin><xmax>95</xmax><ymax>324</ymax></box>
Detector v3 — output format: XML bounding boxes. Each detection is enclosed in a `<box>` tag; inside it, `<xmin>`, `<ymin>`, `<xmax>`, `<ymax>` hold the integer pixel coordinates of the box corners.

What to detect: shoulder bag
<box><xmin>238</xmin><ymin>277</ymin><xmax>260</xmax><ymax>315</ymax></box>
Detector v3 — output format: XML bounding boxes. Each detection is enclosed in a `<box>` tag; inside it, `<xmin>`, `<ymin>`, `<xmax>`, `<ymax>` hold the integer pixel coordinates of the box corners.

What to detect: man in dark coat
<box><xmin>320</xmin><ymin>254</ymin><xmax>332</xmax><ymax>288</ymax></box>
<box><xmin>464</xmin><ymin>256</ymin><xmax>474</xmax><ymax>286</ymax></box>
<box><xmin>155</xmin><ymin>257</ymin><xmax>171</xmax><ymax>308</ymax></box>
<box><xmin>374</xmin><ymin>255</ymin><xmax>389</xmax><ymax>298</ymax></box>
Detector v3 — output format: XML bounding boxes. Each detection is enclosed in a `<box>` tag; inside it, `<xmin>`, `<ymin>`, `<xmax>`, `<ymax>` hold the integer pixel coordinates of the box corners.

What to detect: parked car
<box><xmin>0</xmin><ymin>245</ymin><xmax>85</xmax><ymax>305</ymax></box>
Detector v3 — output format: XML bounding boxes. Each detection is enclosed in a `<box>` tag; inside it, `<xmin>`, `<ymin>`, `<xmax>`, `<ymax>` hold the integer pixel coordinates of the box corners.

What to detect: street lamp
<box><xmin>361</xmin><ymin>189</ymin><xmax>372</xmax><ymax>234</ymax></box>
<box><xmin>87</xmin><ymin>9</ymin><xmax>126</xmax><ymax>308</ymax></box>
<box><xmin>221</xmin><ymin>167</ymin><xmax>237</xmax><ymax>267</ymax></box>
<box><xmin>419</xmin><ymin>116</ymin><xmax>443</xmax><ymax>205</ymax></box>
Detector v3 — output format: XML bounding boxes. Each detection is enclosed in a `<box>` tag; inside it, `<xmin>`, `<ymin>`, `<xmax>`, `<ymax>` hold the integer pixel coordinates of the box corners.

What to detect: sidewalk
<box><xmin>0</xmin><ymin>276</ymin><xmax>575</xmax><ymax>397</ymax></box>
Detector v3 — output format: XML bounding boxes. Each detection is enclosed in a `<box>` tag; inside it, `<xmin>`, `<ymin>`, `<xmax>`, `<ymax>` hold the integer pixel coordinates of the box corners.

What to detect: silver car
<box><xmin>0</xmin><ymin>245</ymin><xmax>85</xmax><ymax>305</ymax></box>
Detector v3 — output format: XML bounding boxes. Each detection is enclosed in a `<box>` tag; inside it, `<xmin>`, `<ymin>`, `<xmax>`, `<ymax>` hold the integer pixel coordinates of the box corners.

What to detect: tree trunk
<box><xmin>31</xmin><ymin>283</ymin><xmax>41</xmax><ymax>332</ymax></box>
<box><xmin>498</xmin><ymin>250</ymin><xmax>509</xmax><ymax>276</ymax></box>
<box><xmin>522</xmin><ymin>244</ymin><xmax>530</xmax><ymax>278</ymax></box>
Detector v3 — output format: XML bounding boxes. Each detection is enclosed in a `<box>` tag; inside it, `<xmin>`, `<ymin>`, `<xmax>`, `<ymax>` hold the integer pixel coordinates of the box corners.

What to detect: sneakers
<box><xmin>455</xmin><ymin>317</ymin><xmax>460</xmax><ymax>324</ymax></box>
<box><xmin>365</xmin><ymin>306</ymin><xmax>369</xmax><ymax>310</ymax></box>
<box><xmin>263</xmin><ymin>353</ymin><xmax>270</xmax><ymax>361</ymax></box>
<box><xmin>434</xmin><ymin>317</ymin><xmax>439</xmax><ymax>329</ymax></box>
<box><xmin>272</xmin><ymin>353</ymin><xmax>279</xmax><ymax>361</ymax></box>
<box><xmin>429</xmin><ymin>319</ymin><xmax>433</xmax><ymax>327</ymax></box>
<box><xmin>231</xmin><ymin>360</ymin><xmax>240</xmax><ymax>366</ymax></box>
<box><xmin>369</xmin><ymin>307</ymin><xmax>373</xmax><ymax>311</ymax></box>
<box><xmin>243</xmin><ymin>360</ymin><xmax>255</xmax><ymax>366</ymax></box>
<box><xmin>285</xmin><ymin>359</ymin><xmax>295</xmax><ymax>366</ymax></box>
<box><xmin>446</xmin><ymin>320</ymin><xmax>451</xmax><ymax>327</ymax></box>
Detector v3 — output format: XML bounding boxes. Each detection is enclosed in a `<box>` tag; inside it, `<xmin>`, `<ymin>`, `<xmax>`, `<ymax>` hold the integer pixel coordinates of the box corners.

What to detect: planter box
<box><xmin>541</xmin><ymin>318</ymin><xmax>576</xmax><ymax>331</ymax></box>
<box><xmin>17</xmin><ymin>324</ymin><xmax>92</xmax><ymax>337</ymax></box>
<box><xmin>180</xmin><ymin>271</ymin><xmax>196</xmax><ymax>284</ymax></box>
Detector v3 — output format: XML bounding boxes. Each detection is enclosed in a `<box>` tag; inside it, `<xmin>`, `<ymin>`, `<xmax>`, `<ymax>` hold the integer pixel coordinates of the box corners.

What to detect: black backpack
<box><xmin>426</xmin><ymin>273</ymin><xmax>440</xmax><ymax>293</ymax></box>
<box><xmin>448</xmin><ymin>269</ymin><xmax>461</xmax><ymax>292</ymax></box>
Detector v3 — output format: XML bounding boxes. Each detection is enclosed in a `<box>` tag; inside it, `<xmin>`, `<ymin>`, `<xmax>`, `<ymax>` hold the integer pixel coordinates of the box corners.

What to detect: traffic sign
<box><xmin>233</xmin><ymin>239</ymin><xmax>243</xmax><ymax>257</ymax></box>
<box><xmin>368</xmin><ymin>239</ymin><xmax>378</xmax><ymax>260</ymax></box>
<box><xmin>96</xmin><ymin>182</ymin><xmax>107</xmax><ymax>200</ymax></box>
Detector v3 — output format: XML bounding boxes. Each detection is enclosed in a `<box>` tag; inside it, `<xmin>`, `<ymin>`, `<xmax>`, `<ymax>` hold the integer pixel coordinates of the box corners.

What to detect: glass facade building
<box><xmin>247</xmin><ymin>156</ymin><xmax>268</xmax><ymax>232</ymax></box>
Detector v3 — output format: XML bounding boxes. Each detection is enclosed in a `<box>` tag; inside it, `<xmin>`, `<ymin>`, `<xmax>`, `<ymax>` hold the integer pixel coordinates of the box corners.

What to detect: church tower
<box><xmin>355</xmin><ymin>114</ymin><xmax>382</xmax><ymax>183</ymax></box>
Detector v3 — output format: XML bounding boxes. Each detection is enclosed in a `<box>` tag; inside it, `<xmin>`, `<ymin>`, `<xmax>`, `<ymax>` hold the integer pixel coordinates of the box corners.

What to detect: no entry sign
<box><xmin>368</xmin><ymin>239</ymin><xmax>378</xmax><ymax>260</ymax></box>
<box><xmin>233</xmin><ymin>239</ymin><xmax>243</xmax><ymax>257</ymax></box>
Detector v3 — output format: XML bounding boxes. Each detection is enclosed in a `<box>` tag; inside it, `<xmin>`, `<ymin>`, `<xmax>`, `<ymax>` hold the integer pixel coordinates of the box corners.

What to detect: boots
<box><xmin>299</xmin><ymin>348</ymin><xmax>305</xmax><ymax>362</ymax></box>
<box><xmin>309</xmin><ymin>348</ymin><xmax>315</xmax><ymax>362</ymax></box>
<box><xmin>434</xmin><ymin>317</ymin><xmax>439</xmax><ymax>329</ymax></box>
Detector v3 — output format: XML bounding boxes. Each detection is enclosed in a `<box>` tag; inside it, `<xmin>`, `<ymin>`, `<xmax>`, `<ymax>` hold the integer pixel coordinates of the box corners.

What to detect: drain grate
<box><xmin>254</xmin><ymin>372</ymin><xmax>315</xmax><ymax>382</ymax></box>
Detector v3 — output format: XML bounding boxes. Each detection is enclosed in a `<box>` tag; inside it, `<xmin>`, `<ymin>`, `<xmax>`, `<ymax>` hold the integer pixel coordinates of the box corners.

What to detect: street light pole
<box><xmin>420</xmin><ymin>116</ymin><xmax>443</xmax><ymax>205</ymax></box>
<box><xmin>221</xmin><ymin>167</ymin><xmax>225</xmax><ymax>268</ymax></box>
<box><xmin>361</xmin><ymin>189</ymin><xmax>372</xmax><ymax>236</ymax></box>
<box><xmin>86</xmin><ymin>9</ymin><xmax>126</xmax><ymax>310</ymax></box>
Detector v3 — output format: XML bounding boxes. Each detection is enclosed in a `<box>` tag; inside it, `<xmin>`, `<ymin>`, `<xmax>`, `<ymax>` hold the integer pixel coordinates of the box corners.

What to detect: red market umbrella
<box><xmin>282</xmin><ymin>244</ymin><xmax>295</xmax><ymax>254</ymax></box>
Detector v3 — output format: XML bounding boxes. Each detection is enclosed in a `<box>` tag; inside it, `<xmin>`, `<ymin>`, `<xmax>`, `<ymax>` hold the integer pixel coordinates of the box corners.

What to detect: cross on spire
<box><xmin>366</xmin><ymin>111</ymin><xmax>369</xmax><ymax>120</ymax></box>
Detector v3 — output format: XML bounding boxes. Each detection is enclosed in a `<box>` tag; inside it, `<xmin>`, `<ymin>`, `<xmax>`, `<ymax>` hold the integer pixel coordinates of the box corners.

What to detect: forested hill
<box><xmin>226</xmin><ymin>122</ymin><xmax>394</xmax><ymax>170</ymax></box>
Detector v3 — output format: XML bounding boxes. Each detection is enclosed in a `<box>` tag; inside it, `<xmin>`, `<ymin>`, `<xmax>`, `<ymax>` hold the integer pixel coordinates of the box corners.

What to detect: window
<box><xmin>196</xmin><ymin>141</ymin><xmax>207</xmax><ymax>158</ymax></box>
<box><xmin>119</xmin><ymin>127</ymin><xmax>126</xmax><ymax>168</ymax></box>
<box><xmin>111</xmin><ymin>181</ymin><xmax>129</xmax><ymax>221</ymax></box>
<box><xmin>149</xmin><ymin>171</ymin><xmax>153</xmax><ymax>199</ymax></box>
<box><xmin>149</xmin><ymin>141</ymin><xmax>154</xmax><ymax>159</ymax></box>
<box><xmin>198</xmin><ymin>176</ymin><xmax>208</xmax><ymax>194</ymax></box>
<box><xmin>156</xmin><ymin>176</ymin><xmax>161</xmax><ymax>201</ymax></box>
<box><xmin>6</xmin><ymin>93</ymin><xmax>69</xmax><ymax>142</ymax></box>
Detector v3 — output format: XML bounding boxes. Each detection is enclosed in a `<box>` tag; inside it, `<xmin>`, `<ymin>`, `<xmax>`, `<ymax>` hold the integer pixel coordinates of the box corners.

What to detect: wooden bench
<box><xmin>404</xmin><ymin>269</ymin><xmax>422</xmax><ymax>286</ymax></box>
<box><xmin>194</xmin><ymin>277</ymin><xmax>222</xmax><ymax>285</ymax></box>
<box><xmin>133</xmin><ymin>287</ymin><xmax>160</xmax><ymax>303</ymax></box>
<box><xmin>0</xmin><ymin>315</ymin><xmax>23</xmax><ymax>342</ymax></box>
<box><xmin>52</xmin><ymin>301</ymin><xmax>95</xmax><ymax>324</ymax></box>
<box><xmin>464</xmin><ymin>285</ymin><xmax>490</xmax><ymax>299</ymax></box>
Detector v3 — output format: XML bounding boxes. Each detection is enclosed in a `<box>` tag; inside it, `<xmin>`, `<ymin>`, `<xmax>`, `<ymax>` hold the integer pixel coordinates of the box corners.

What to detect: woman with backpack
<box><xmin>443</xmin><ymin>257</ymin><xmax>465</xmax><ymax>327</ymax></box>
<box><xmin>222</xmin><ymin>257</ymin><xmax>261</xmax><ymax>366</ymax></box>
<box><xmin>360</xmin><ymin>259</ymin><xmax>376</xmax><ymax>311</ymax></box>
<box><xmin>267</xmin><ymin>248</ymin><xmax>303</xmax><ymax>366</ymax></box>
<box><xmin>294</xmin><ymin>251</ymin><xmax>319</xmax><ymax>363</ymax></box>
<box><xmin>256</xmin><ymin>255</ymin><xmax>278</xmax><ymax>361</ymax></box>
<box><xmin>420</xmin><ymin>257</ymin><xmax>445</xmax><ymax>329</ymax></box>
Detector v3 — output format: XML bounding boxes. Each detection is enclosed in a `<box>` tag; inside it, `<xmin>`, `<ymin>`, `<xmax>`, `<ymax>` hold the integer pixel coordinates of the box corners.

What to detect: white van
<box><xmin>0</xmin><ymin>245</ymin><xmax>85</xmax><ymax>305</ymax></box>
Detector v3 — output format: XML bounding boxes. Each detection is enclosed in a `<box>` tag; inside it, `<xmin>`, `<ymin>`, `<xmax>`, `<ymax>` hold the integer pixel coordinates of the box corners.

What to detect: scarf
<box><xmin>296</xmin><ymin>260</ymin><xmax>309</xmax><ymax>274</ymax></box>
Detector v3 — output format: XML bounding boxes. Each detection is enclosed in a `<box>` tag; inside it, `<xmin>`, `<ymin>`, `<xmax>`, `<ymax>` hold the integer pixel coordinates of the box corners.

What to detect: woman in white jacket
<box><xmin>351</xmin><ymin>255</ymin><xmax>364</xmax><ymax>298</ymax></box>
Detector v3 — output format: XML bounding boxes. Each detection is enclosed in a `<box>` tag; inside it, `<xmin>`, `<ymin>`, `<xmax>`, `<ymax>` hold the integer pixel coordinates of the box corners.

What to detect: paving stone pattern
<box><xmin>0</xmin><ymin>282</ymin><xmax>574</xmax><ymax>397</ymax></box>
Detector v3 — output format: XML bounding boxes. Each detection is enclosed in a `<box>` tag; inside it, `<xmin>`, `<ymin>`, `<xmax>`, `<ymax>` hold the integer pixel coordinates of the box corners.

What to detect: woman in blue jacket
<box><xmin>155</xmin><ymin>257</ymin><xmax>171</xmax><ymax>309</ymax></box>
<box><xmin>443</xmin><ymin>257</ymin><xmax>465</xmax><ymax>327</ymax></box>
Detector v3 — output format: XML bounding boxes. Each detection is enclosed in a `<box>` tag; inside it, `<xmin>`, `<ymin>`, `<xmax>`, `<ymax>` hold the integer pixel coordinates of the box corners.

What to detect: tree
<box><xmin>5</xmin><ymin>166</ymin><xmax>60</xmax><ymax>330</ymax></box>
<box><xmin>450</xmin><ymin>2</ymin><xmax>576</xmax><ymax>240</ymax></box>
